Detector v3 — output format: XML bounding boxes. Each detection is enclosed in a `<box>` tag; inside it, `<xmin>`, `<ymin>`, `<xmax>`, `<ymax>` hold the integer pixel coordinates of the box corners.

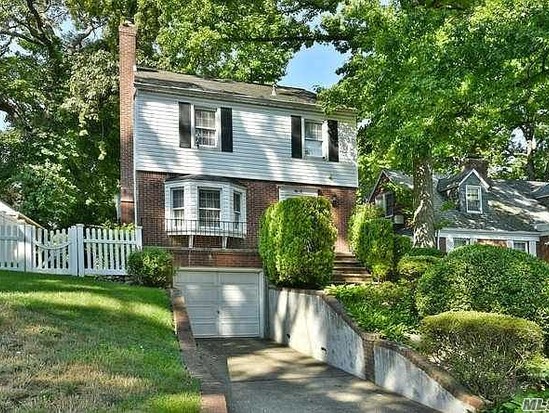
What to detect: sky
<box><xmin>281</xmin><ymin>43</ymin><xmax>346</xmax><ymax>91</ymax></box>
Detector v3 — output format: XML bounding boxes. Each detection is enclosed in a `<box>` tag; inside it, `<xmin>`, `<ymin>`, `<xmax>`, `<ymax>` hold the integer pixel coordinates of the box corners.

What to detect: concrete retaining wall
<box><xmin>267</xmin><ymin>287</ymin><xmax>484</xmax><ymax>413</ymax></box>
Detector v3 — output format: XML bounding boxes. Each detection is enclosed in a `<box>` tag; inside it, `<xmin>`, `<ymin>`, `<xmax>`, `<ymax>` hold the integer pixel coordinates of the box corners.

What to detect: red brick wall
<box><xmin>119</xmin><ymin>23</ymin><xmax>137</xmax><ymax>223</ymax></box>
<box><xmin>136</xmin><ymin>171</ymin><xmax>356</xmax><ymax>267</ymax></box>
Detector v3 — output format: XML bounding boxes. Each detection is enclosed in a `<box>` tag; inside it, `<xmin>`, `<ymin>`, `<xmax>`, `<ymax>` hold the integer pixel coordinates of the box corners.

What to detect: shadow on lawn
<box><xmin>0</xmin><ymin>273</ymin><xmax>200</xmax><ymax>412</ymax></box>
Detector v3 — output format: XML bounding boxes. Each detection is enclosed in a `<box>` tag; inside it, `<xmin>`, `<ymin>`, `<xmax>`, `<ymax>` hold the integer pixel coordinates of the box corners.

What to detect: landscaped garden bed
<box><xmin>0</xmin><ymin>270</ymin><xmax>200</xmax><ymax>412</ymax></box>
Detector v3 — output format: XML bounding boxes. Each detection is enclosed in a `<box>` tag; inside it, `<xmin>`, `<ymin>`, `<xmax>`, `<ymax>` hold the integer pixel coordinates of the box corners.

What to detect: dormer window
<box><xmin>466</xmin><ymin>185</ymin><xmax>482</xmax><ymax>213</ymax></box>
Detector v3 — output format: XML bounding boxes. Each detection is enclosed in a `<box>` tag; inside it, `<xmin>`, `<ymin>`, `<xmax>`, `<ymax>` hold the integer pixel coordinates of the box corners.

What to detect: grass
<box><xmin>0</xmin><ymin>270</ymin><xmax>200</xmax><ymax>412</ymax></box>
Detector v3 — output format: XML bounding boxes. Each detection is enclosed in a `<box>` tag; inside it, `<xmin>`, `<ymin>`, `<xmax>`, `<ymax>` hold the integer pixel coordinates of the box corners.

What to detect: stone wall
<box><xmin>267</xmin><ymin>287</ymin><xmax>484</xmax><ymax>413</ymax></box>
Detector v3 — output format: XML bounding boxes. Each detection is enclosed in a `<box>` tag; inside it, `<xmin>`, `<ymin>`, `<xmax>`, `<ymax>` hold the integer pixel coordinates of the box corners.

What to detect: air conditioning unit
<box><xmin>393</xmin><ymin>214</ymin><xmax>404</xmax><ymax>225</ymax></box>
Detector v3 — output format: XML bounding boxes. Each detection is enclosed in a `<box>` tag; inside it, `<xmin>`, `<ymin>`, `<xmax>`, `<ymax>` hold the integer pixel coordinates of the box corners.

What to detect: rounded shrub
<box><xmin>405</xmin><ymin>247</ymin><xmax>444</xmax><ymax>258</ymax></box>
<box><xmin>416</xmin><ymin>245</ymin><xmax>549</xmax><ymax>338</ymax></box>
<box><xmin>348</xmin><ymin>205</ymin><xmax>393</xmax><ymax>281</ymax></box>
<box><xmin>420</xmin><ymin>311</ymin><xmax>544</xmax><ymax>402</ymax></box>
<box><xmin>397</xmin><ymin>255</ymin><xmax>440</xmax><ymax>282</ymax></box>
<box><xmin>258</xmin><ymin>196</ymin><xmax>337</xmax><ymax>289</ymax></box>
<box><xmin>127</xmin><ymin>247</ymin><xmax>175</xmax><ymax>288</ymax></box>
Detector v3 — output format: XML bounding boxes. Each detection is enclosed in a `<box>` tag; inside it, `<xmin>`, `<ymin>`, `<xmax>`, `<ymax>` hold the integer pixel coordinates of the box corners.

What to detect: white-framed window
<box><xmin>171</xmin><ymin>188</ymin><xmax>185</xmax><ymax>218</ymax></box>
<box><xmin>304</xmin><ymin>119</ymin><xmax>324</xmax><ymax>158</ymax></box>
<box><xmin>375</xmin><ymin>192</ymin><xmax>395</xmax><ymax>217</ymax></box>
<box><xmin>453</xmin><ymin>238</ymin><xmax>470</xmax><ymax>248</ymax></box>
<box><xmin>233</xmin><ymin>191</ymin><xmax>242</xmax><ymax>230</ymax></box>
<box><xmin>195</xmin><ymin>107</ymin><xmax>217</xmax><ymax>148</ymax></box>
<box><xmin>198</xmin><ymin>188</ymin><xmax>221</xmax><ymax>228</ymax></box>
<box><xmin>512</xmin><ymin>240</ymin><xmax>528</xmax><ymax>253</ymax></box>
<box><xmin>465</xmin><ymin>185</ymin><xmax>482</xmax><ymax>213</ymax></box>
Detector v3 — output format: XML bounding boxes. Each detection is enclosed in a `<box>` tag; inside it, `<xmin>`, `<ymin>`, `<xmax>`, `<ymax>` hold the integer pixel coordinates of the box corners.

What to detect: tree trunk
<box><xmin>412</xmin><ymin>155</ymin><xmax>436</xmax><ymax>248</ymax></box>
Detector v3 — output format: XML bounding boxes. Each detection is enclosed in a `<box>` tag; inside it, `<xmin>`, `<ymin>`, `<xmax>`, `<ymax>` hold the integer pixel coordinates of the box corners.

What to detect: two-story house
<box><xmin>118</xmin><ymin>24</ymin><xmax>358</xmax><ymax>337</ymax></box>
<box><xmin>369</xmin><ymin>158</ymin><xmax>549</xmax><ymax>261</ymax></box>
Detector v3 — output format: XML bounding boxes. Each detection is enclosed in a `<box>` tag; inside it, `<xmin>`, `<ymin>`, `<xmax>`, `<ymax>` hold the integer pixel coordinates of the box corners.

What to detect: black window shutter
<box><xmin>221</xmin><ymin>107</ymin><xmax>233</xmax><ymax>152</ymax></box>
<box><xmin>291</xmin><ymin>115</ymin><xmax>302</xmax><ymax>158</ymax></box>
<box><xmin>328</xmin><ymin>120</ymin><xmax>339</xmax><ymax>162</ymax></box>
<box><xmin>179</xmin><ymin>102</ymin><xmax>191</xmax><ymax>148</ymax></box>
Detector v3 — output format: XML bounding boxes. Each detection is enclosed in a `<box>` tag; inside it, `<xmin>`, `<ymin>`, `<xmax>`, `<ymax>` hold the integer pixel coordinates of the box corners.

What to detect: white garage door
<box><xmin>174</xmin><ymin>269</ymin><xmax>264</xmax><ymax>338</ymax></box>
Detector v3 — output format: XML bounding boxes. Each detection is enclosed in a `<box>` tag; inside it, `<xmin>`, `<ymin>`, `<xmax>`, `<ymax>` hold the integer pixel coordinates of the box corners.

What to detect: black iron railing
<box><xmin>161</xmin><ymin>218</ymin><xmax>247</xmax><ymax>238</ymax></box>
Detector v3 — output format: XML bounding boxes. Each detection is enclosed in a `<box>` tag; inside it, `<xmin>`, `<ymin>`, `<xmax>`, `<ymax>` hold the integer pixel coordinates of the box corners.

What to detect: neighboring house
<box><xmin>118</xmin><ymin>24</ymin><xmax>358</xmax><ymax>337</ymax></box>
<box><xmin>0</xmin><ymin>200</ymin><xmax>40</xmax><ymax>227</ymax></box>
<box><xmin>369</xmin><ymin>158</ymin><xmax>549</xmax><ymax>261</ymax></box>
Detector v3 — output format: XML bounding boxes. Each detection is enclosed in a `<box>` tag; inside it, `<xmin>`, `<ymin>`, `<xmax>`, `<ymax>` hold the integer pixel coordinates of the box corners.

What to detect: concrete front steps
<box><xmin>332</xmin><ymin>252</ymin><xmax>372</xmax><ymax>284</ymax></box>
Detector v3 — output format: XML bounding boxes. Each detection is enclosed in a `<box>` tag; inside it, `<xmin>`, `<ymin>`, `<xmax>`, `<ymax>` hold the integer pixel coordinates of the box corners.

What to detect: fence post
<box><xmin>136</xmin><ymin>226</ymin><xmax>143</xmax><ymax>249</ymax></box>
<box><xmin>75</xmin><ymin>224</ymin><xmax>85</xmax><ymax>277</ymax></box>
<box><xmin>24</xmin><ymin>225</ymin><xmax>35</xmax><ymax>272</ymax></box>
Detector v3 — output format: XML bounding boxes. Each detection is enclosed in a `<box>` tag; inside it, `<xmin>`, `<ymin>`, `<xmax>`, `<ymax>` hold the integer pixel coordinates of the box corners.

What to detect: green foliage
<box><xmin>127</xmin><ymin>247</ymin><xmax>175</xmax><ymax>288</ymax></box>
<box><xmin>420</xmin><ymin>311</ymin><xmax>544</xmax><ymax>402</ymax></box>
<box><xmin>416</xmin><ymin>245</ymin><xmax>549</xmax><ymax>344</ymax></box>
<box><xmin>348</xmin><ymin>204</ymin><xmax>382</xmax><ymax>249</ymax></box>
<box><xmin>325</xmin><ymin>281</ymin><xmax>418</xmax><ymax>342</ymax></box>
<box><xmin>348</xmin><ymin>205</ymin><xmax>394</xmax><ymax>281</ymax></box>
<box><xmin>381</xmin><ymin>181</ymin><xmax>413</xmax><ymax>215</ymax></box>
<box><xmin>393</xmin><ymin>234</ymin><xmax>413</xmax><ymax>264</ymax></box>
<box><xmin>259</xmin><ymin>196</ymin><xmax>337</xmax><ymax>289</ymax></box>
<box><xmin>397</xmin><ymin>255</ymin><xmax>440</xmax><ymax>282</ymax></box>
<box><xmin>405</xmin><ymin>247</ymin><xmax>445</xmax><ymax>258</ymax></box>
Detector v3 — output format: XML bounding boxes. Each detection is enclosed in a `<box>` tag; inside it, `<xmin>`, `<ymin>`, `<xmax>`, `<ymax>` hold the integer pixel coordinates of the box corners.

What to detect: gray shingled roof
<box><xmin>384</xmin><ymin>170</ymin><xmax>549</xmax><ymax>233</ymax></box>
<box><xmin>135</xmin><ymin>68</ymin><xmax>319</xmax><ymax>105</ymax></box>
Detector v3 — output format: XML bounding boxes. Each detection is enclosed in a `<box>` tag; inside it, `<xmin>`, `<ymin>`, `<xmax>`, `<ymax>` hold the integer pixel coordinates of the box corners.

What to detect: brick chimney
<box><xmin>119</xmin><ymin>22</ymin><xmax>137</xmax><ymax>224</ymax></box>
<box><xmin>463</xmin><ymin>157</ymin><xmax>489</xmax><ymax>180</ymax></box>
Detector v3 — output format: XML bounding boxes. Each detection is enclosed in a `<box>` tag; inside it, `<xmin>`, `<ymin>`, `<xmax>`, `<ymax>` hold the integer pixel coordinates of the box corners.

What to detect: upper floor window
<box><xmin>304</xmin><ymin>120</ymin><xmax>323</xmax><ymax>158</ymax></box>
<box><xmin>465</xmin><ymin>185</ymin><xmax>482</xmax><ymax>213</ymax></box>
<box><xmin>195</xmin><ymin>108</ymin><xmax>217</xmax><ymax>148</ymax></box>
<box><xmin>179</xmin><ymin>103</ymin><xmax>233</xmax><ymax>152</ymax></box>
<box><xmin>198</xmin><ymin>189</ymin><xmax>221</xmax><ymax>228</ymax></box>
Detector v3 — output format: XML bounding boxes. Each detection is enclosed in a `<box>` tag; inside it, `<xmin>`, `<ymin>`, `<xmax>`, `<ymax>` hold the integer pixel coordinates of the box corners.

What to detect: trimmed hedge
<box><xmin>127</xmin><ymin>247</ymin><xmax>175</xmax><ymax>288</ymax></box>
<box><xmin>325</xmin><ymin>281</ymin><xmax>418</xmax><ymax>342</ymax></box>
<box><xmin>420</xmin><ymin>311</ymin><xmax>544</xmax><ymax>402</ymax></box>
<box><xmin>348</xmin><ymin>205</ymin><xmax>393</xmax><ymax>281</ymax></box>
<box><xmin>405</xmin><ymin>247</ymin><xmax>445</xmax><ymax>258</ymax></box>
<box><xmin>397</xmin><ymin>255</ymin><xmax>440</xmax><ymax>282</ymax></box>
<box><xmin>259</xmin><ymin>196</ymin><xmax>337</xmax><ymax>288</ymax></box>
<box><xmin>416</xmin><ymin>245</ymin><xmax>549</xmax><ymax>341</ymax></box>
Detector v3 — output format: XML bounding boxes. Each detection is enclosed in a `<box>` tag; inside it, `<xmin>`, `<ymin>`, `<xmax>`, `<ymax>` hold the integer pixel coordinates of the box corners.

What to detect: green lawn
<box><xmin>0</xmin><ymin>270</ymin><xmax>200</xmax><ymax>412</ymax></box>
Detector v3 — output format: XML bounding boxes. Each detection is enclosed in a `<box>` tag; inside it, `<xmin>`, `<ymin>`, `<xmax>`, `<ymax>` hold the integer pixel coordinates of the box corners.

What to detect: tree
<box><xmin>0</xmin><ymin>0</ymin><xmax>330</xmax><ymax>227</ymax></box>
<box><xmin>321</xmin><ymin>0</ymin><xmax>549</xmax><ymax>246</ymax></box>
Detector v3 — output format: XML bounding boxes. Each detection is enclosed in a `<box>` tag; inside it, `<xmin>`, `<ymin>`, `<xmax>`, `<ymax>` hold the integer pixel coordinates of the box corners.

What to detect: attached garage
<box><xmin>174</xmin><ymin>268</ymin><xmax>265</xmax><ymax>338</ymax></box>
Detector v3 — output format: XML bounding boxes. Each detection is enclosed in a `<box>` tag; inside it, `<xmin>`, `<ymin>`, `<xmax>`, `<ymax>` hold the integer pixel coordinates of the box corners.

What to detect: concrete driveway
<box><xmin>196</xmin><ymin>338</ymin><xmax>438</xmax><ymax>413</ymax></box>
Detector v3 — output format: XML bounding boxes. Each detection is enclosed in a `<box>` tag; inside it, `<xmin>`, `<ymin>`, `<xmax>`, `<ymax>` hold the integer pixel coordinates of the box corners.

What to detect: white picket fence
<box><xmin>0</xmin><ymin>223</ymin><xmax>142</xmax><ymax>276</ymax></box>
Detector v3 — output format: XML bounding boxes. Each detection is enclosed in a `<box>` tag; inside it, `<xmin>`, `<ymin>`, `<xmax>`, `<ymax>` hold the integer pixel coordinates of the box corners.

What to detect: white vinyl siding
<box><xmin>135</xmin><ymin>91</ymin><xmax>357</xmax><ymax>188</ymax></box>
